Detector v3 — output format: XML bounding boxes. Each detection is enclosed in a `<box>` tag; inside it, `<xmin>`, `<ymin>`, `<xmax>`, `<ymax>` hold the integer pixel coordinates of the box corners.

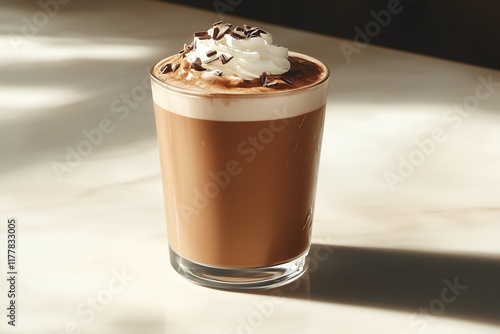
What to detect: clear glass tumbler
<box><xmin>150</xmin><ymin>52</ymin><xmax>329</xmax><ymax>289</ymax></box>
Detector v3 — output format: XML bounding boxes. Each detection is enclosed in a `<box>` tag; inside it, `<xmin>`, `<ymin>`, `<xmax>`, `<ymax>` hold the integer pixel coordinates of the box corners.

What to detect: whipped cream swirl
<box><xmin>184</xmin><ymin>23</ymin><xmax>290</xmax><ymax>80</ymax></box>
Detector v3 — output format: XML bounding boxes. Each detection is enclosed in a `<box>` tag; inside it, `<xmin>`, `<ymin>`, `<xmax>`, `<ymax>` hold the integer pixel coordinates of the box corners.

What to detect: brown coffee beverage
<box><xmin>153</xmin><ymin>103</ymin><xmax>325</xmax><ymax>268</ymax></box>
<box><xmin>150</xmin><ymin>21</ymin><xmax>329</xmax><ymax>289</ymax></box>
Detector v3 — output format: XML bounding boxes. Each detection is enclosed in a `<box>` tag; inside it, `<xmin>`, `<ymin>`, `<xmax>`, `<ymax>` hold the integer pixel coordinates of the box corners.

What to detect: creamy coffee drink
<box><xmin>150</xmin><ymin>22</ymin><xmax>329</xmax><ymax>289</ymax></box>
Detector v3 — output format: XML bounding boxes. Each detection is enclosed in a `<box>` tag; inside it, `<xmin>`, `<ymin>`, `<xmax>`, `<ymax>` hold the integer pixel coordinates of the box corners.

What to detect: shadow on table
<box><xmin>255</xmin><ymin>244</ymin><xmax>500</xmax><ymax>326</ymax></box>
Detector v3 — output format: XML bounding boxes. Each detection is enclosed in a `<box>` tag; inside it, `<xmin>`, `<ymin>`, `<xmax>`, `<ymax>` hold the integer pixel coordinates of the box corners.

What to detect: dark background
<box><xmin>161</xmin><ymin>0</ymin><xmax>500</xmax><ymax>70</ymax></box>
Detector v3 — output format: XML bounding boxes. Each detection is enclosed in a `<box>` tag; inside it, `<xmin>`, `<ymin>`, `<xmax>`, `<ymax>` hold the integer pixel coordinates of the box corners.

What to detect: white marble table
<box><xmin>1</xmin><ymin>1</ymin><xmax>499</xmax><ymax>333</ymax></box>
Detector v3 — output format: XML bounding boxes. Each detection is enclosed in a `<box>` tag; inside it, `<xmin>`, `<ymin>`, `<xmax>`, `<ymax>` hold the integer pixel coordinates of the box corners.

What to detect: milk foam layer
<box><xmin>151</xmin><ymin>82</ymin><xmax>327</xmax><ymax>121</ymax></box>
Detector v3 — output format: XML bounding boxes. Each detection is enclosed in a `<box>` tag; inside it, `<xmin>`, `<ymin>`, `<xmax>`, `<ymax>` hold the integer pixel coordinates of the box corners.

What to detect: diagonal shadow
<box><xmin>255</xmin><ymin>244</ymin><xmax>500</xmax><ymax>326</ymax></box>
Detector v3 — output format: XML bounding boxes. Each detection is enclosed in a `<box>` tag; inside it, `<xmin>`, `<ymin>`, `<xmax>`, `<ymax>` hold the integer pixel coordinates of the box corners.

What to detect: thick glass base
<box><xmin>169</xmin><ymin>248</ymin><xmax>309</xmax><ymax>290</ymax></box>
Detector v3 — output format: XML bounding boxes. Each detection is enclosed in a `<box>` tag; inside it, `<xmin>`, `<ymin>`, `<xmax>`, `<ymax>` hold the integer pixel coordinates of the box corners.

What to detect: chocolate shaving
<box><xmin>179</xmin><ymin>42</ymin><xmax>195</xmax><ymax>58</ymax></box>
<box><xmin>234</xmin><ymin>26</ymin><xmax>245</xmax><ymax>33</ymax></box>
<box><xmin>160</xmin><ymin>63</ymin><xmax>172</xmax><ymax>74</ymax></box>
<box><xmin>280</xmin><ymin>76</ymin><xmax>293</xmax><ymax>85</ymax></box>
<box><xmin>248</xmin><ymin>27</ymin><xmax>267</xmax><ymax>38</ymax></box>
<box><xmin>216</xmin><ymin>26</ymin><xmax>230</xmax><ymax>40</ymax></box>
<box><xmin>191</xmin><ymin>57</ymin><xmax>206</xmax><ymax>71</ymax></box>
<box><xmin>191</xmin><ymin>62</ymin><xmax>206</xmax><ymax>71</ymax></box>
<box><xmin>220</xmin><ymin>54</ymin><xmax>233</xmax><ymax>65</ymax></box>
<box><xmin>206</xmin><ymin>50</ymin><xmax>217</xmax><ymax>57</ymax></box>
<box><xmin>212</xmin><ymin>27</ymin><xmax>219</xmax><ymax>40</ymax></box>
<box><xmin>246</xmin><ymin>27</ymin><xmax>268</xmax><ymax>38</ymax></box>
<box><xmin>243</xmin><ymin>24</ymin><xmax>252</xmax><ymax>30</ymax></box>
<box><xmin>245</xmin><ymin>27</ymin><xmax>258</xmax><ymax>35</ymax></box>
<box><xmin>213</xmin><ymin>20</ymin><xmax>223</xmax><ymax>26</ymax></box>
<box><xmin>259</xmin><ymin>72</ymin><xmax>280</xmax><ymax>87</ymax></box>
<box><xmin>259</xmin><ymin>72</ymin><xmax>267</xmax><ymax>86</ymax></box>
<box><xmin>230</xmin><ymin>31</ymin><xmax>245</xmax><ymax>40</ymax></box>
<box><xmin>171</xmin><ymin>63</ymin><xmax>180</xmax><ymax>73</ymax></box>
<box><xmin>194</xmin><ymin>31</ymin><xmax>209</xmax><ymax>37</ymax></box>
<box><xmin>248</xmin><ymin>31</ymin><xmax>261</xmax><ymax>38</ymax></box>
<box><xmin>194</xmin><ymin>31</ymin><xmax>211</xmax><ymax>40</ymax></box>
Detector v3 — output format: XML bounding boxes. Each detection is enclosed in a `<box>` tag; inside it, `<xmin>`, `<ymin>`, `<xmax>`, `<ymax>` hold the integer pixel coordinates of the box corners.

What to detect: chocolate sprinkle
<box><xmin>245</xmin><ymin>27</ymin><xmax>258</xmax><ymax>35</ymax></box>
<box><xmin>160</xmin><ymin>62</ymin><xmax>181</xmax><ymax>75</ymax></box>
<box><xmin>259</xmin><ymin>72</ymin><xmax>267</xmax><ymax>86</ymax></box>
<box><xmin>220</xmin><ymin>54</ymin><xmax>233</xmax><ymax>65</ymax></box>
<box><xmin>247</xmin><ymin>27</ymin><xmax>268</xmax><ymax>38</ymax></box>
<box><xmin>206</xmin><ymin>50</ymin><xmax>217</xmax><ymax>57</ymax></box>
<box><xmin>179</xmin><ymin>42</ymin><xmax>195</xmax><ymax>58</ymax></box>
<box><xmin>259</xmin><ymin>72</ymin><xmax>281</xmax><ymax>87</ymax></box>
<box><xmin>248</xmin><ymin>31</ymin><xmax>261</xmax><ymax>38</ymax></box>
<box><xmin>230</xmin><ymin>31</ymin><xmax>245</xmax><ymax>40</ymax></box>
<box><xmin>191</xmin><ymin>62</ymin><xmax>206</xmax><ymax>71</ymax></box>
<box><xmin>212</xmin><ymin>26</ymin><xmax>219</xmax><ymax>40</ymax></box>
<box><xmin>160</xmin><ymin>63</ymin><xmax>172</xmax><ymax>74</ymax></box>
<box><xmin>280</xmin><ymin>76</ymin><xmax>293</xmax><ymax>85</ymax></box>
<box><xmin>216</xmin><ymin>26</ymin><xmax>230</xmax><ymax>40</ymax></box>
<box><xmin>194</xmin><ymin>31</ymin><xmax>211</xmax><ymax>40</ymax></box>
<box><xmin>190</xmin><ymin>57</ymin><xmax>206</xmax><ymax>71</ymax></box>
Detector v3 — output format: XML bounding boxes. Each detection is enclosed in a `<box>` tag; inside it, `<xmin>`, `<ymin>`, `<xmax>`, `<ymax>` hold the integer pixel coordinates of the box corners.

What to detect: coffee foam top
<box><xmin>150</xmin><ymin>22</ymin><xmax>329</xmax><ymax>121</ymax></box>
<box><xmin>151</xmin><ymin>71</ymin><xmax>329</xmax><ymax>121</ymax></box>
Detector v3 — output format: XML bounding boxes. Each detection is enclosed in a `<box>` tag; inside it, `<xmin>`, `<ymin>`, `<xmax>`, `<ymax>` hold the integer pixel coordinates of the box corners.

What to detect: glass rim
<box><xmin>149</xmin><ymin>51</ymin><xmax>330</xmax><ymax>98</ymax></box>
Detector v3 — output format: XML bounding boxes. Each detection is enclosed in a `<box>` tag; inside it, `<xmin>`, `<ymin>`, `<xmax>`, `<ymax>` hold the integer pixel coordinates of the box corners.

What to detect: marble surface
<box><xmin>1</xmin><ymin>0</ymin><xmax>500</xmax><ymax>333</ymax></box>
